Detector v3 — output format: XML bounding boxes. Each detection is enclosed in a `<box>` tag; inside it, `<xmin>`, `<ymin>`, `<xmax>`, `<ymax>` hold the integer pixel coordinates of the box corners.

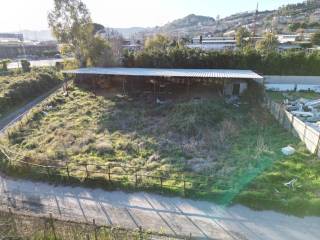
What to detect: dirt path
<box><xmin>0</xmin><ymin>174</ymin><xmax>319</xmax><ymax>240</ymax></box>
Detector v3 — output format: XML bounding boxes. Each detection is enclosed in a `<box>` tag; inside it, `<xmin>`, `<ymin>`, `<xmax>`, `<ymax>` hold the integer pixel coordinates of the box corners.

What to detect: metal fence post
<box><xmin>66</xmin><ymin>162</ymin><xmax>70</xmax><ymax>181</ymax></box>
<box><xmin>135</xmin><ymin>172</ymin><xmax>138</xmax><ymax>188</ymax></box>
<box><xmin>8</xmin><ymin>207</ymin><xmax>17</xmax><ymax>235</ymax></box>
<box><xmin>183</xmin><ymin>180</ymin><xmax>186</xmax><ymax>197</ymax></box>
<box><xmin>93</xmin><ymin>219</ymin><xmax>98</xmax><ymax>240</ymax></box>
<box><xmin>160</xmin><ymin>177</ymin><xmax>163</xmax><ymax>190</ymax></box>
<box><xmin>49</xmin><ymin>213</ymin><xmax>57</xmax><ymax>240</ymax></box>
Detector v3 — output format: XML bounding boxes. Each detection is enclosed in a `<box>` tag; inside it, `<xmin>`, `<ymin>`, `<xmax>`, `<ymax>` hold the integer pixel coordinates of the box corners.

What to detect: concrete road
<box><xmin>0</xmin><ymin>174</ymin><xmax>319</xmax><ymax>240</ymax></box>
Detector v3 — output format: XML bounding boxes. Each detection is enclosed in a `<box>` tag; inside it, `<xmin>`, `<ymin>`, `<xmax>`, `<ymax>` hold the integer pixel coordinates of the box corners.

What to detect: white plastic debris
<box><xmin>281</xmin><ymin>146</ymin><xmax>295</xmax><ymax>156</ymax></box>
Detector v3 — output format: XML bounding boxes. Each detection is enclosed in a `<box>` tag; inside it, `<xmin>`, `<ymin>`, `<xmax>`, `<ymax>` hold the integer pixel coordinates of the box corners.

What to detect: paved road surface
<box><xmin>0</xmin><ymin>174</ymin><xmax>319</xmax><ymax>240</ymax></box>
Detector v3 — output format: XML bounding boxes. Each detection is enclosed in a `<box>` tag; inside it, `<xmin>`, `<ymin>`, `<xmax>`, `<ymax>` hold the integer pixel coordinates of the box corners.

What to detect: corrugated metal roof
<box><xmin>63</xmin><ymin>67</ymin><xmax>263</xmax><ymax>79</ymax></box>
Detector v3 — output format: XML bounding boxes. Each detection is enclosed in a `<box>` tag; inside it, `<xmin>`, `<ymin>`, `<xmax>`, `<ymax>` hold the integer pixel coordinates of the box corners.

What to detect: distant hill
<box><xmin>18</xmin><ymin>0</ymin><xmax>320</xmax><ymax>42</ymax></box>
<box><xmin>130</xmin><ymin>0</ymin><xmax>320</xmax><ymax>39</ymax></box>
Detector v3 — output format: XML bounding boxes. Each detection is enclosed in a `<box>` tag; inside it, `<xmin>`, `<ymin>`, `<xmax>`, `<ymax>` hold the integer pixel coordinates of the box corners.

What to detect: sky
<box><xmin>0</xmin><ymin>0</ymin><xmax>305</xmax><ymax>32</ymax></box>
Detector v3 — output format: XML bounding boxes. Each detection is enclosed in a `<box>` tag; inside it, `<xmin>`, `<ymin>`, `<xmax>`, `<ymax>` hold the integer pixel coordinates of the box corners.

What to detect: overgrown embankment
<box><xmin>0</xmin><ymin>84</ymin><xmax>304</xmax><ymax>210</ymax></box>
<box><xmin>0</xmin><ymin>68</ymin><xmax>62</xmax><ymax>119</ymax></box>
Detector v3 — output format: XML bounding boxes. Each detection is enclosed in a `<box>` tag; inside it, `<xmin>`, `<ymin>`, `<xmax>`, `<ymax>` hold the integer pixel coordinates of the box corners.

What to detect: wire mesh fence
<box><xmin>0</xmin><ymin>145</ymin><xmax>235</xmax><ymax>203</ymax></box>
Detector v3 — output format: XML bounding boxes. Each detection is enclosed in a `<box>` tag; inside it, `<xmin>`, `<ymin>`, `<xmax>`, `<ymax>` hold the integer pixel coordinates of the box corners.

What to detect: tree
<box><xmin>93</xmin><ymin>23</ymin><xmax>105</xmax><ymax>34</ymax></box>
<box><xmin>311</xmin><ymin>31</ymin><xmax>320</xmax><ymax>46</ymax></box>
<box><xmin>48</xmin><ymin>0</ymin><xmax>112</xmax><ymax>67</ymax></box>
<box><xmin>256</xmin><ymin>33</ymin><xmax>279</xmax><ymax>53</ymax></box>
<box><xmin>97</xmin><ymin>28</ymin><xmax>124</xmax><ymax>64</ymax></box>
<box><xmin>0</xmin><ymin>59</ymin><xmax>11</xmax><ymax>71</ymax></box>
<box><xmin>236</xmin><ymin>27</ymin><xmax>251</xmax><ymax>47</ymax></box>
<box><xmin>145</xmin><ymin>34</ymin><xmax>171</xmax><ymax>50</ymax></box>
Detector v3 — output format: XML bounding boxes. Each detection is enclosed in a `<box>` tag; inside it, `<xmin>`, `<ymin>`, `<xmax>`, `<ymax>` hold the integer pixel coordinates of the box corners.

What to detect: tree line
<box><xmin>122</xmin><ymin>43</ymin><xmax>320</xmax><ymax>75</ymax></box>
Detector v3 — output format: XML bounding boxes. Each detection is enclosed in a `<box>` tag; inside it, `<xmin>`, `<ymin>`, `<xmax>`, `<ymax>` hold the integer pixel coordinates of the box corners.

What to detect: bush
<box><xmin>21</xmin><ymin>60</ymin><xmax>31</xmax><ymax>72</ymax></box>
<box><xmin>0</xmin><ymin>69</ymin><xmax>62</xmax><ymax>115</ymax></box>
<box><xmin>169</xmin><ymin>100</ymin><xmax>226</xmax><ymax>136</ymax></box>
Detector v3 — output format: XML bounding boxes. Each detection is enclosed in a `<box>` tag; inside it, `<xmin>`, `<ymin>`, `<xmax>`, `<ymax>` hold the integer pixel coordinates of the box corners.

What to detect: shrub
<box><xmin>0</xmin><ymin>69</ymin><xmax>62</xmax><ymax>115</ymax></box>
<box><xmin>169</xmin><ymin>100</ymin><xmax>226</xmax><ymax>136</ymax></box>
<box><xmin>21</xmin><ymin>60</ymin><xmax>31</xmax><ymax>72</ymax></box>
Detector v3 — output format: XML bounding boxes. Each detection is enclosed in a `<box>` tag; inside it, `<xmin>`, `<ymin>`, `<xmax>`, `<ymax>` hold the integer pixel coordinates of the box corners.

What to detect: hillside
<box><xmin>16</xmin><ymin>1</ymin><xmax>320</xmax><ymax>41</ymax></box>
<box><xmin>132</xmin><ymin>0</ymin><xmax>320</xmax><ymax>38</ymax></box>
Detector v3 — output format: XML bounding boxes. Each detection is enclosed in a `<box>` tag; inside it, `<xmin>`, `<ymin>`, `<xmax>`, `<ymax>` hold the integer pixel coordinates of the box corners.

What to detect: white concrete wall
<box><xmin>263</xmin><ymin>76</ymin><xmax>320</xmax><ymax>92</ymax></box>
<box><xmin>266</xmin><ymin>97</ymin><xmax>320</xmax><ymax>157</ymax></box>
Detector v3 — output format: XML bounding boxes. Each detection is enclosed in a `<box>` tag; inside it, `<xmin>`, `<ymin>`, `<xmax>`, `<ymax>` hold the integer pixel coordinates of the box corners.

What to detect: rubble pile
<box><xmin>284</xmin><ymin>98</ymin><xmax>320</xmax><ymax>131</ymax></box>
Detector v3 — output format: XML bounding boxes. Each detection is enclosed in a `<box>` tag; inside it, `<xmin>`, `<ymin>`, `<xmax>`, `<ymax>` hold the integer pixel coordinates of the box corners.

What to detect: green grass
<box><xmin>0</xmin><ymin>84</ymin><xmax>318</xmax><ymax>215</ymax></box>
<box><xmin>0</xmin><ymin>68</ymin><xmax>62</xmax><ymax>119</ymax></box>
<box><xmin>236</xmin><ymin>142</ymin><xmax>320</xmax><ymax>217</ymax></box>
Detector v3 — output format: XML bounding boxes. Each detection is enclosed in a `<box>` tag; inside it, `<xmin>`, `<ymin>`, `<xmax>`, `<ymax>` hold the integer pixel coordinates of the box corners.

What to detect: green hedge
<box><xmin>123</xmin><ymin>48</ymin><xmax>320</xmax><ymax>76</ymax></box>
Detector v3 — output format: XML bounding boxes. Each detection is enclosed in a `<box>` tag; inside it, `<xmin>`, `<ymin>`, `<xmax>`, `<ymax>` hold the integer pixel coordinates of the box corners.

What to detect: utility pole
<box><xmin>253</xmin><ymin>3</ymin><xmax>259</xmax><ymax>38</ymax></box>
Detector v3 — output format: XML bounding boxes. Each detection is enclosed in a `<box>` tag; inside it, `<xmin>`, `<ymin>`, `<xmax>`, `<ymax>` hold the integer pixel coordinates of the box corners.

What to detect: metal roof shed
<box><xmin>63</xmin><ymin>67</ymin><xmax>263</xmax><ymax>80</ymax></box>
<box><xmin>63</xmin><ymin>67</ymin><xmax>263</xmax><ymax>97</ymax></box>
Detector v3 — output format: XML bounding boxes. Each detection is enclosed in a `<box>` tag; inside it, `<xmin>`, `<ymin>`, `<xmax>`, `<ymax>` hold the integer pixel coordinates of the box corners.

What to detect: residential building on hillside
<box><xmin>187</xmin><ymin>36</ymin><xmax>237</xmax><ymax>51</ymax></box>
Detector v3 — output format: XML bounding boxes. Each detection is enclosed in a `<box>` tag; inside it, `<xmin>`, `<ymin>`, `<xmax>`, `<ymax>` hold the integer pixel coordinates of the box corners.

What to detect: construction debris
<box><xmin>284</xmin><ymin>97</ymin><xmax>320</xmax><ymax>123</ymax></box>
<box><xmin>281</xmin><ymin>146</ymin><xmax>296</xmax><ymax>156</ymax></box>
<box><xmin>284</xmin><ymin>178</ymin><xmax>297</xmax><ymax>189</ymax></box>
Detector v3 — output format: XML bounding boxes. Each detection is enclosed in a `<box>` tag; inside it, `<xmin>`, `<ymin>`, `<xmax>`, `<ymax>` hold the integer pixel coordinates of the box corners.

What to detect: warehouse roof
<box><xmin>64</xmin><ymin>67</ymin><xmax>263</xmax><ymax>79</ymax></box>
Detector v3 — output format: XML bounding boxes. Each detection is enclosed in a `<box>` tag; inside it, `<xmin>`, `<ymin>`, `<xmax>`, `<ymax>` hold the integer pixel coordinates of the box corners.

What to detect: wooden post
<box><xmin>139</xmin><ymin>226</ymin><xmax>143</xmax><ymax>240</ymax></box>
<box><xmin>183</xmin><ymin>180</ymin><xmax>186</xmax><ymax>197</ymax></box>
<box><xmin>135</xmin><ymin>172</ymin><xmax>138</xmax><ymax>188</ymax></box>
<box><xmin>66</xmin><ymin>163</ymin><xmax>70</xmax><ymax>181</ymax></box>
<box><xmin>93</xmin><ymin>219</ymin><xmax>98</xmax><ymax>240</ymax></box>
<box><xmin>49</xmin><ymin>213</ymin><xmax>57</xmax><ymax>240</ymax></box>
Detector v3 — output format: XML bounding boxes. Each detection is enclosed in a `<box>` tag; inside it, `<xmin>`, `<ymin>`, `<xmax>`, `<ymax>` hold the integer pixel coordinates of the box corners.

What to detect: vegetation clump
<box><xmin>0</xmin><ymin>68</ymin><xmax>62</xmax><ymax>119</ymax></box>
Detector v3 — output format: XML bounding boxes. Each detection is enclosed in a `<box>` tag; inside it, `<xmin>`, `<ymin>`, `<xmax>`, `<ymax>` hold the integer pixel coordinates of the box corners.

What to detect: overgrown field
<box><xmin>0</xmin><ymin>68</ymin><xmax>62</xmax><ymax>119</ymax></box>
<box><xmin>0</xmin><ymin>84</ymin><xmax>318</xmax><ymax>215</ymax></box>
